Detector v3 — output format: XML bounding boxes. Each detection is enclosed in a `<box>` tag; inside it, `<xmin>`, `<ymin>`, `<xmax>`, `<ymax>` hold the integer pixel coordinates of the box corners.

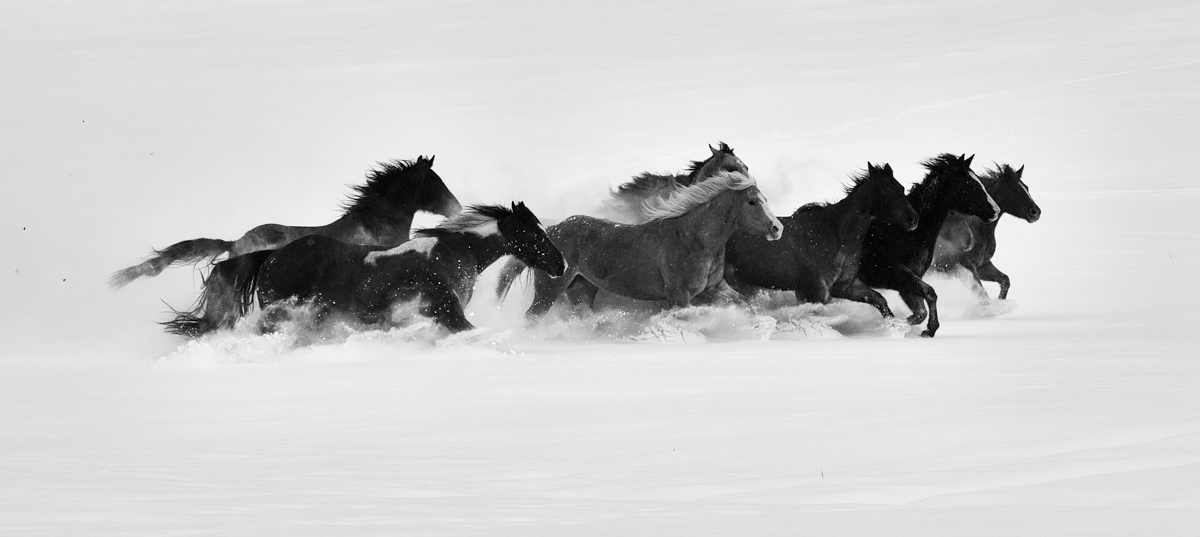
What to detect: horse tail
<box><xmin>110</xmin><ymin>238</ymin><xmax>235</xmax><ymax>288</ymax></box>
<box><xmin>494</xmin><ymin>256</ymin><xmax>530</xmax><ymax>305</ymax></box>
<box><xmin>161</xmin><ymin>249</ymin><xmax>274</xmax><ymax>337</ymax></box>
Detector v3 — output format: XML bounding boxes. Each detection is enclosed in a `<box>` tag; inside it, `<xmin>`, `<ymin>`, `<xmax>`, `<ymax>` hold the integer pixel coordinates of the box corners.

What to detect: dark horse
<box><xmin>857</xmin><ymin>154</ymin><xmax>999</xmax><ymax>337</ymax></box>
<box><xmin>164</xmin><ymin>203</ymin><xmax>565</xmax><ymax>336</ymax></box>
<box><xmin>723</xmin><ymin>163</ymin><xmax>919</xmax><ymax>315</ymax></box>
<box><xmin>111</xmin><ymin>156</ymin><xmax>461</xmax><ymax>287</ymax></box>
<box><xmin>599</xmin><ymin>142</ymin><xmax>749</xmax><ymax>224</ymax></box>
<box><xmin>497</xmin><ymin>171</ymin><xmax>783</xmax><ymax>319</ymax></box>
<box><xmin>931</xmin><ymin>164</ymin><xmax>1041</xmax><ymax>299</ymax></box>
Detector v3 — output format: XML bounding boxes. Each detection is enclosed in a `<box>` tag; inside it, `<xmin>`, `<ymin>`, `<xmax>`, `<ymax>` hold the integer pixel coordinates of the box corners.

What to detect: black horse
<box><xmin>932</xmin><ymin>164</ymin><xmax>1041</xmax><ymax>299</ymax></box>
<box><xmin>723</xmin><ymin>163</ymin><xmax>919</xmax><ymax>315</ymax></box>
<box><xmin>164</xmin><ymin>203</ymin><xmax>564</xmax><ymax>336</ymax></box>
<box><xmin>857</xmin><ymin>154</ymin><xmax>999</xmax><ymax>337</ymax></box>
<box><xmin>112</xmin><ymin>156</ymin><xmax>461</xmax><ymax>287</ymax></box>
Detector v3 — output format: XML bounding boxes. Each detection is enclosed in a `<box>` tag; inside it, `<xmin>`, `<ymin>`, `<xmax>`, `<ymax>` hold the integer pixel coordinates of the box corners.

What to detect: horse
<box><xmin>496</xmin><ymin>171</ymin><xmax>783</xmax><ymax>320</ymax></box>
<box><xmin>931</xmin><ymin>164</ymin><xmax>1040</xmax><ymax>299</ymax></box>
<box><xmin>163</xmin><ymin>203</ymin><xmax>565</xmax><ymax>336</ymax></box>
<box><xmin>493</xmin><ymin>142</ymin><xmax>752</xmax><ymax>302</ymax></box>
<box><xmin>857</xmin><ymin>154</ymin><xmax>1000</xmax><ymax>337</ymax></box>
<box><xmin>599</xmin><ymin>142</ymin><xmax>749</xmax><ymax>224</ymax></box>
<box><xmin>722</xmin><ymin>163</ymin><xmax>919</xmax><ymax>316</ymax></box>
<box><xmin>111</xmin><ymin>156</ymin><xmax>461</xmax><ymax>287</ymax></box>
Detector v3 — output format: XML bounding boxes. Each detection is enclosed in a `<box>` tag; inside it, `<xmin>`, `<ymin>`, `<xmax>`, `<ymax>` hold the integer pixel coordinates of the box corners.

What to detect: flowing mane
<box><xmin>641</xmin><ymin>171</ymin><xmax>756</xmax><ymax>221</ymax></box>
<box><xmin>794</xmin><ymin>167</ymin><xmax>875</xmax><ymax>215</ymax></box>
<box><xmin>341</xmin><ymin>156</ymin><xmax>433</xmax><ymax>216</ymax></box>
<box><xmin>908</xmin><ymin>154</ymin><xmax>975</xmax><ymax>213</ymax></box>
<box><xmin>978</xmin><ymin>163</ymin><xmax>1017</xmax><ymax>188</ymax></box>
<box><xmin>415</xmin><ymin>204</ymin><xmax>511</xmax><ymax>237</ymax></box>
<box><xmin>616</xmin><ymin>172</ymin><xmax>681</xmax><ymax>195</ymax></box>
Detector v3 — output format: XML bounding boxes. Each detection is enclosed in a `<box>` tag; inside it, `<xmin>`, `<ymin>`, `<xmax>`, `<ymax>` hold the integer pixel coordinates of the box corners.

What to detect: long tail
<box><xmin>110</xmin><ymin>238</ymin><xmax>235</xmax><ymax>288</ymax></box>
<box><xmin>494</xmin><ymin>256</ymin><xmax>530</xmax><ymax>305</ymax></box>
<box><xmin>161</xmin><ymin>249</ymin><xmax>275</xmax><ymax>337</ymax></box>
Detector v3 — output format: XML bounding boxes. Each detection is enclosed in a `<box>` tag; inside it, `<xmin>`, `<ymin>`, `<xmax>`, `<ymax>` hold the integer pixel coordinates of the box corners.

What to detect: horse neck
<box><xmin>439</xmin><ymin>231</ymin><xmax>509</xmax><ymax>274</ymax></box>
<box><xmin>670</xmin><ymin>190</ymin><xmax>742</xmax><ymax>248</ymax></box>
<box><xmin>828</xmin><ymin>183</ymin><xmax>877</xmax><ymax>242</ymax></box>
<box><xmin>911</xmin><ymin>188</ymin><xmax>957</xmax><ymax>246</ymax></box>
<box><xmin>977</xmin><ymin>213</ymin><xmax>1001</xmax><ymax>239</ymax></box>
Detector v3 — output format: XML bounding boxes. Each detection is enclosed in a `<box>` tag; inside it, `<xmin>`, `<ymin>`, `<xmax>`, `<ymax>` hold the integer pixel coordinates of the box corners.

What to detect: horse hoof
<box><xmin>920</xmin><ymin>329</ymin><xmax>935</xmax><ymax>338</ymax></box>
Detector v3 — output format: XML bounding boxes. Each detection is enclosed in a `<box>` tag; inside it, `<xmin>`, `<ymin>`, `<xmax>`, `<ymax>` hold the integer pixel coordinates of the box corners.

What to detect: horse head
<box><xmin>923</xmin><ymin>153</ymin><xmax>999</xmax><ymax>222</ymax></box>
<box><xmin>985</xmin><ymin>164</ymin><xmax>1040</xmax><ymax>223</ymax></box>
<box><xmin>409</xmin><ymin>155</ymin><xmax>463</xmax><ymax>218</ymax></box>
<box><xmin>500</xmin><ymin>202</ymin><xmax>566</xmax><ymax>277</ymax></box>
<box><xmin>866</xmin><ymin>163</ymin><xmax>918</xmax><ymax>230</ymax></box>
<box><xmin>728</xmin><ymin>174</ymin><xmax>783</xmax><ymax>241</ymax></box>
<box><xmin>684</xmin><ymin>142</ymin><xmax>749</xmax><ymax>185</ymax></box>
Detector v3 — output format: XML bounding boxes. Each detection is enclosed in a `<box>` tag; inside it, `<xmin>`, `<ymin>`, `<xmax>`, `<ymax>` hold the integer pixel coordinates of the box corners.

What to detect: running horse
<box><xmin>111</xmin><ymin>156</ymin><xmax>461</xmax><ymax>287</ymax></box>
<box><xmin>857</xmin><ymin>154</ymin><xmax>999</xmax><ymax>337</ymax></box>
<box><xmin>723</xmin><ymin>163</ymin><xmax>919</xmax><ymax>315</ymax></box>
<box><xmin>164</xmin><ymin>203</ymin><xmax>564</xmax><ymax>335</ymax></box>
<box><xmin>497</xmin><ymin>170</ymin><xmax>783</xmax><ymax>319</ymax></box>
<box><xmin>931</xmin><ymin>163</ymin><xmax>1041</xmax><ymax>299</ymax></box>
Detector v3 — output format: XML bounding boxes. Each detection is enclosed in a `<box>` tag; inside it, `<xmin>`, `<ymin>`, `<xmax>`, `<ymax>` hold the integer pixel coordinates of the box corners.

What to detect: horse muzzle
<box><xmin>766</xmin><ymin>224</ymin><xmax>783</xmax><ymax>241</ymax></box>
<box><xmin>1026</xmin><ymin>206</ymin><xmax>1041</xmax><ymax>223</ymax></box>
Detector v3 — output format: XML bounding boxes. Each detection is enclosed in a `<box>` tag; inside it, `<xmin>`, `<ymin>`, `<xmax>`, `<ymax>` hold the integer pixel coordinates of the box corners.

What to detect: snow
<box><xmin>2</xmin><ymin>1</ymin><xmax>1199</xmax><ymax>534</ymax></box>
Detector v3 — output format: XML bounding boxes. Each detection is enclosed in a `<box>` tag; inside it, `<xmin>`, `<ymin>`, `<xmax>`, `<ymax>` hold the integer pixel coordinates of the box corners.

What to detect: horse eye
<box><xmin>748</xmin><ymin>199</ymin><xmax>758</xmax><ymax>206</ymax></box>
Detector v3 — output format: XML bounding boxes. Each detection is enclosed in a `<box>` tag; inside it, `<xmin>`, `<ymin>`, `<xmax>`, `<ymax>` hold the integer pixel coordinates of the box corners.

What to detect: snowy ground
<box><xmin>2</xmin><ymin>1</ymin><xmax>1199</xmax><ymax>535</ymax></box>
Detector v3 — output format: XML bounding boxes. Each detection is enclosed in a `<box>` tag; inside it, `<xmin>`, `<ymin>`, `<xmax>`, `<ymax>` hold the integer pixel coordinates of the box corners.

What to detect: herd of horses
<box><xmin>113</xmin><ymin>144</ymin><xmax>1041</xmax><ymax>339</ymax></box>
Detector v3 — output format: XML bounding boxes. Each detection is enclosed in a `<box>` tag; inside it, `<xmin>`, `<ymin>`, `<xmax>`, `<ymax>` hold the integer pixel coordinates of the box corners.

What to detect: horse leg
<box><xmin>831</xmin><ymin>278</ymin><xmax>893</xmax><ymax>318</ymax></box>
<box><xmin>976</xmin><ymin>261</ymin><xmax>1011</xmax><ymax>299</ymax></box>
<box><xmin>890</xmin><ymin>268</ymin><xmax>939</xmax><ymax>337</ymax></box>
<box><xmin>953</xmin><ymin>261</ymin><xmax>987</xmax><ymax>300</ymax></box>
<box><xmin>694</xmin><ymin>280</ymin><xmax>745</xmax><ymax>306</ymax></box>
<box><xmin>419</xmin><ymin>283</ymin><xmax>475</xmax><ymax>333</ymax></box>
<box><xmin>721</xmin><ymin>268</ymin><xmax>761</xmax><ymax>300</ymax></box>
<box><xmin>792</xmin><ymin>269</ymin><xmax>832</xmax><ymax>305</ymax></box>
<box><xmin>564</xmin><ymin>277</ymin><xmax>601</xmax><ymax>309</ymax></box>
<box><xmin>901</xmin><ymin>292</ymin><xmax>928</xmax><ymax>325</ymax></box>
<box><xmin>526</xmin><ymin>268</ymin><xmax>579</xmax><ymax>320</ymax></box>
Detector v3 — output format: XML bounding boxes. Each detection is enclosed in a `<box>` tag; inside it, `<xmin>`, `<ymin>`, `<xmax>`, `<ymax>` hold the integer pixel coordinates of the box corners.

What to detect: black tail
<box><xmin>110</xmin><ymin>238</ymin><xmax>235</xmax><ymax>288</ymax></box>
<box><xmin>494</xmin><ymin>256</ymin><xmax>529</xmax><ymax>305</ymax></box>
<box><xmin>162</xmin><ymin>249</ymin><xmax>274</xmax><ymax>337</ymax></box>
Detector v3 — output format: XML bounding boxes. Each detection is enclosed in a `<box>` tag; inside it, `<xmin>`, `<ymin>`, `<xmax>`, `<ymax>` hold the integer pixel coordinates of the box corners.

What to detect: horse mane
<box><xmin>642</xmin><ymin>171</ymin><xmax>755</xmax><ymax>221</ymax></box>
<box><xmin>794</xmin><ymin>168</ymin><xmax>873</xmax><ymax>215</ymax></box>
<box><xmin>341</xmin><ymin>157</ymin><xmax>431</xmax><ymax>216</ymax></box>
<box><xmin>616</xmin><ymin>172</ymin><xmax>681</xmax><ymax>195</ymax></box>
<box><xmin>683</xmin><ymin>141</ymin><xmax>735</xmax><ymax>182</ymax></box>
<box><xmin>908</xmin><ymin>154</ymin><xmax>973</xmax><ymax>213</ymax></box>
<box><xmin>414</xmin><ymin>204</ymin><xmax>511</xmax><ymax>237</ymax></box>
<box><xmin>978</xmin><ymin>163</ymin><xmax>1016</xmax><ymax>188</ymax></box>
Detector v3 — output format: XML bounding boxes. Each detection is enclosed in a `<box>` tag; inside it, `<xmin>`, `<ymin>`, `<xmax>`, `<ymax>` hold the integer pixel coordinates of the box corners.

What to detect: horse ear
<box><xmin>427</xmin><ymin>155</ymin><xmax>435</xmax><ymax>166</ymax></box>
<box><xmin>1015</xmin><ymin>165</ymin><xmax>1024</xmax><ymax>178</ymax></box>
<box><xmin>883</xmin><ymin>163</ymin><xmax>893</xmax><ymax>172</ymax></box>
<box><xmin>965</xmin><ymin>154</ymin><xmax>975</xmax><ymax>166</ymax></box>
<box><xmin>709</xmin><ymin>144</ymin><xmax>719</xmax><ymax>157</ymax></box>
